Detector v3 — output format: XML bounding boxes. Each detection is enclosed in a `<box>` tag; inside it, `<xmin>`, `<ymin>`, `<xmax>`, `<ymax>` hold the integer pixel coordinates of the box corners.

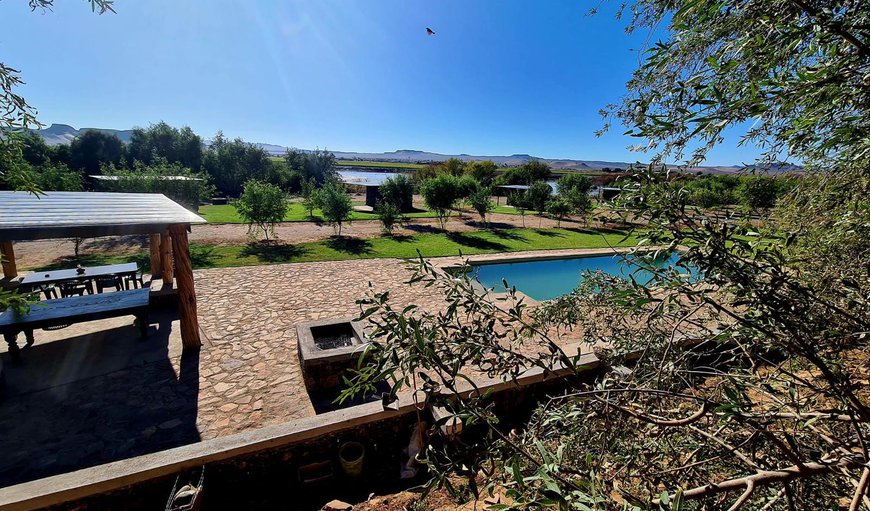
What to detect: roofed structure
<box><xmin>0</xmin><ymin>191</ymin><xmax>205</xmax><ymax>349</ymax></box>
<box><xmin>0</xmin><ymin>191</ymin><xmax>205</xmax><ymax>241</ymax></box>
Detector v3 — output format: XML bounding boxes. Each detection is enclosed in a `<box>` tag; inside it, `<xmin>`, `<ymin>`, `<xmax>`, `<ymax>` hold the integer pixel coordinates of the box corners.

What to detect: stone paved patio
<box><xmin>0</xmin><ymin>257</ymin><xmax>440</xmax><ymax>487</ymax></box>
<box><xmin>0</xmin><ymin>249</ymin><xmax>609</xmax><ymax>488</ymax></box>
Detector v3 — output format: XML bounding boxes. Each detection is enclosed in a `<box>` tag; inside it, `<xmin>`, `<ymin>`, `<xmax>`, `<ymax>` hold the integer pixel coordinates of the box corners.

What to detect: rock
<box><xmin>322</xmin><ymin>499</ymin><xmax>352</xmax><ymax>511</ymax></box>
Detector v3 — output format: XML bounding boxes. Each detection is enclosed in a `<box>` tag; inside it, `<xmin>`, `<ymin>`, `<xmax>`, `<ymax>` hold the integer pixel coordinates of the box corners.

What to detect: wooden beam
<box><xmin>160</xmin><ymin>233</ymin><xmax>174</xmax><ymax>286</ymax></box>
<box><xmin>148</xmin><ymin>234</ymin><xmax>162</xmax><ymax>279</ymax></box>
<box><xmin>169</xmin><ymin>224</ymin><xmax>201</xmax><ymax>349</ymax></box>
<box><xmin>0</xmin><ymin>241</ymin><xmax>17</xmax><ymax>279</ymax></box>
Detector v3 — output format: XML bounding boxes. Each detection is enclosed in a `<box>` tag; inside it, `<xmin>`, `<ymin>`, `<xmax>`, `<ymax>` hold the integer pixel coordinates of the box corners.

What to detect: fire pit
<box><xmin>297</xmin><ymin>318</ymin><xmax>385</xmax><ymax>412</ymax></box>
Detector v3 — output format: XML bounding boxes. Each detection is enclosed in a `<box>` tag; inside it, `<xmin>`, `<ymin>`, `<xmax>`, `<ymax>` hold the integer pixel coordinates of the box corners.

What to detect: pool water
<box><xmin>472</xmin><ymin>253</ymin><xmax>684</xmax><ymax>301</ymax></box>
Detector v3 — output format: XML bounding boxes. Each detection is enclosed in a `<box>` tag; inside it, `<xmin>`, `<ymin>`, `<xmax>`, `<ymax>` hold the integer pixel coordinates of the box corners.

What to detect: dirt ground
<box><xmin>10</xmin><ymin>211</ymin><xmax>595</xmax><ymax>270</ymax></box>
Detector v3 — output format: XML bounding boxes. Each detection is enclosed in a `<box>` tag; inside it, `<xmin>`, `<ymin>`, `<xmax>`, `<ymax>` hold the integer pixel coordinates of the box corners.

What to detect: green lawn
<box><xmin>32</xmin><ymin>227</ymin><xmax>638</xmax><ymax>271</ymax></box>
<box><xmin>199</xmin><ymin>203</ymin><xmax>437</xmax><ymax>223</ymax></box>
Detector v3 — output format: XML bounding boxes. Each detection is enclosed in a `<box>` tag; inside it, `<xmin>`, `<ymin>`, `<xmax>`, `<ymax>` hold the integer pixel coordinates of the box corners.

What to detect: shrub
<box><xmin>465</xmin><ymin>160</ymin><xmax>498</xmax><ymax>186</ymax></box>
<box><xmin>98</xmin><ymin>160</ymin><xmax>213</xmax><ymax>210</ymax></box>
<box><xmin>546</xmin><ymin>197</ymin><xmax>572</xmax><ymax>227</ymax></box>
<box><xmin>557</xmin><ymin>173</ymin><xmax>592</xmax><ymax>196</ymax></box>
<box><xmin>526</xmin><ymin>180</ymin><xmax>553</xmax><ymax>225</ymax></box>
<box><xmin>300</xmin><ymin>177</ymin><xmax>320</xmax><ymax>219</ymax></box>
<box><xmin>420</xmin><ymin>174</ymin><xmax>461</xmax><ymax>230</ymax></box>
<box><xmin>468</xmin><ymin>186</ymin><xmax>494</xmax><ymax>226</ymax></box>
<box><xmin>319</xmin><ymin>180</ymin><xmax>353</xmax><ymax>236</ymax></box>
<box><xmin>379</xmin><ymin>174</ymin><xmax>414</xmax><ymax>211</ymax></box>
<box><xmin>234</xmin><ymin>180</ymin><xmax>288</xmax><ymax>241</ymax></box>
<box><xmin>375</xmin><ymin>200</ymin><xmax>402</xmax><ymax>235</ymax></box>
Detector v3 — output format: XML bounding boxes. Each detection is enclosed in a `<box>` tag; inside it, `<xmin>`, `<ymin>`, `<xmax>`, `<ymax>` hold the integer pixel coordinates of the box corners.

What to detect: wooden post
<box><xmin>0</xmin><ymin>241</ymin><xmax>17</xmax><ymax>279</ymax></box>
<box><xmin>148</xmin><ymin>234</ymin><xmax>162</xmax><ymax>279</ymax></box>
<box><xmin>169</xmin><ymin>224</ymin><xmax>201</xmax><ymax>349</ymax></box>
<box><xmin>160</xmin><ymin>232</ymin><xmax>174</xmax><ymax>286</ymax></box>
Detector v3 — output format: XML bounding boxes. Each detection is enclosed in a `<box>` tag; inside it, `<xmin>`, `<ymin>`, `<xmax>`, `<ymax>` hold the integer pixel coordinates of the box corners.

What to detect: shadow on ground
<box><xmin>0</xmin><ymin>308</ymin><xmax>200</xmax><ymax>488</ymax></box>
<box><xmin>445</xmin><ymin>232</ymin><xmax>509</xmax><ymax>251</ymax></box>
<box><xmin>325</xmin><ymin>237</ymin><xmax>373</xmax><ymax>255</ymax></box>
<box><xmin>240</xmin><ymin>242</ymin><xmax>308</xmax><ymax>263</ymax></box>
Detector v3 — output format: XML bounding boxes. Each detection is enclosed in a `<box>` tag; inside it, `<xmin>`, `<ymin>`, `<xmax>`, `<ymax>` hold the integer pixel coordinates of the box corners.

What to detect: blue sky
<box><xmin>2</xmin><ymin>0</ymin><xmax>761</xmax><ymax>166</ymax></box>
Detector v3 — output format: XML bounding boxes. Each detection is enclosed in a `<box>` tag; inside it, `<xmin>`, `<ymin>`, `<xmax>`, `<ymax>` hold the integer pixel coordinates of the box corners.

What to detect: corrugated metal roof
<box><xmin>0</xmin><ymin>191</ymin><xmax>206</xmax><ymax>241</ymax></box>
<box><xmin>89</xmin><ymin>175</ymin><xmax>204</xmax><ymax>181</ymax></box>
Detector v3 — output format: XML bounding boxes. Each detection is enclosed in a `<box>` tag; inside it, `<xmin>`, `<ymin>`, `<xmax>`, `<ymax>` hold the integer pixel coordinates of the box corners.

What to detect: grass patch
<box><xmin>34</xmin><ymin>227</ymin><xmax>636</xmax><ymax>272</ymax></box>
<box><xmin>199</xmin><ymin>203</ymin><xmax>436</xmax><ymax>223</ymax></box>
<box><xmin>336</xmin><ymin>160</ymin><xmax>426</xmax><ymax>170</ymax></box>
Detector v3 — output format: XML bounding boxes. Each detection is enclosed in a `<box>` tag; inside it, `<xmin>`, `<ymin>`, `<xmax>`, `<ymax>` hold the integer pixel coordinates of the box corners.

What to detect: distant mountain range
<box><xmin>33</xmin><ymin>124</ymin><xmax>802</xmax><ymax>175</ymax></box>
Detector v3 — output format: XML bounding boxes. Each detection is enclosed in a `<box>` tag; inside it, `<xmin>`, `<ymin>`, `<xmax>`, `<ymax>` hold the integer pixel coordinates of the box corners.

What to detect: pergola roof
<box><xmin>339</xmin><ymin>178</ymin><xmax>381</xmax><ymax>187</ymax></box>
<box><xmin>0</xmin><ymin>191</ymin><xmax>206</xmax><ymax>241</ymax></box>
<box><xmin>496</xmin><ymin>184</ymin><xmax>531</xmax><ymax>190</ymax></box>
<box><xmin>89</xmin><ymin>175</ymin><xmax>204</xmax><ymax>182</ymax></box>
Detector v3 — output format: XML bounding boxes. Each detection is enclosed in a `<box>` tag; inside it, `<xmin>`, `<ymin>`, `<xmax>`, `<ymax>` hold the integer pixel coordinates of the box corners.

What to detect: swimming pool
<box><xmin>471</xmin><ymin>252</ymin><xmax>684</xmax><ymax>301</ymax></box>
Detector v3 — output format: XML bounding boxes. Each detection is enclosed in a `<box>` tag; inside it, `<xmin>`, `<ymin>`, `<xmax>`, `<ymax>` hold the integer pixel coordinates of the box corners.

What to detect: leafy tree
<box><xmin>375</xmin><ymin>200</ymin><xmax>401</xmax><ymax>235</ymax></box>
<box><xmin>508</xmin><ymin>190</ymin><xmax>529</xmax><ymax>227</ymax></box>
<box><xmin>420</xmin><ymin>174</ymin><xmax>461</xmax><ymax>230</ymax></box>
<box><xmin>495</xmin><ymin>160</ymin><xmax>551</xmax><ymax>186</ymax></box>
<box><xmin>438</xmin><ymin>157</ymin><xmax>466</xmax><ymax>177</ymax></box>
<box><xmin>526</xmin><ymin>180</ymin><xmax>552</xmax><ymax>226</ymax></box>
<box><xmin>19</xmin><ymin>131</ymin><xmax>52</xmax><ymax>167</ymax></box>
<box><xmin>378</xmin><ymin>174</ymin><xmax>414</xmax><ymax>211</ymax></box>
<box><xmin>736</xmin><ymin>174</ymin><xmax>780</xmax><ymax>212</ymax></box>
<box><xmin>234</xmin><ymin>180</ymin><xmax>288</xmax><ymax>241</ymax></box>
<box><xmin>300</xmin><ymin>177</ymin><xmax>320</xmax><ymax>219</ymax></box>
<box><xmin>467</xmin><ymin>186</ymin><xmax>494</xmax><ymax>226</ymax></box>
<box><xmin>465</xmin><ymin>160</ymin><xmax>498</xmax><ymax>186</ymax></box>
<box><xmin>202</xmin><ymin>132</ymin><xmax>271</xmax><ymax>197</ymax></box>
<box><xmin>557</xmin><ymin>173</ymin><xmax>592</xmax><ymax>197</ymax></box>
<box><xmin>283</xmin><ymin>148</ymin><xmax>338</xmax><ymax>185</ymax></box>
<box><xmin>600</xmin><ymin>0</ymin><xmax>870</xmax><ymax>170</ymax></box>
<box><xmin>68</xmin><ymin>130</ymin><xmax>123</xmax><ymax>174</ymax></box>
<box><xmin>546</xmin><ymin>197</ymin><xmax>572</xmax><ymax>227</ymax></box>
<box><xmin>126</xmin><ymin>122</ymin><xmax>203</xmax><ymax>171</ymax></box>
<box><xmin>318</xmin><ymin>181</ymin><xmax>353</xmax><ymax>236</ymax></box>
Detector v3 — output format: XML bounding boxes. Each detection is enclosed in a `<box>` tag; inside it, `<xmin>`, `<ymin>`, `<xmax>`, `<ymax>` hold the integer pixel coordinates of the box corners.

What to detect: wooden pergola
<box><xmin>0</xmin><ymin>191</ymin><xmax>207</xmax><ymax>349</ymax></box>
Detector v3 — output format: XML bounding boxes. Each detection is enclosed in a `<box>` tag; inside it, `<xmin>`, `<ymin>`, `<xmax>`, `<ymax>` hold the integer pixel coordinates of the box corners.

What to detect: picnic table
<box><xmin>18</xmin><ymin>263</ymin><xmax>139</xmax><ymax>292</ymax></box>
<box><xmin>0</xmin><ymin>288</ymin><xmax>151</xmax><ymax>362</ymax></box>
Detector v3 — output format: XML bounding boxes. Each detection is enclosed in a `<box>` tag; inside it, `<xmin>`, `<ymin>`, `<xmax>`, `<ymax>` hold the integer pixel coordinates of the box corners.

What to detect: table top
<box><xmin>18</xmin><ymin>262</ymin><xmax>139</xmax><ymax>287</ymax></box>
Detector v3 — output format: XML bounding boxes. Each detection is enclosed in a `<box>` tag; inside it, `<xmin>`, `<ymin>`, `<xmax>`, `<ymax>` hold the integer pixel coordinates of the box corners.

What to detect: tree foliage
<box><xmin>203</xmin><ymin>132</ymin><xmax>271</xmax><ymax>197</ymax></box>
<box><xmin>318</xmin><ymin>180</ymin><xmax>353</xmax><ymax>236</ymax></box>
<box><xmin>600</xmin><ymin>0</ymin><xmax>870</xmax><ymax>169</ymax></box>
<box><xmin>126</xmin><ymin>122</ymin><xmax>203</xmax><ymax>171</ymax></box>
<box><xmin>234</xmin><ymin>180</ymin><xmax>288</xmax><ymax>241</ymax></box>
<box><xmin>98</xmin><ymin>159</ymin><xmax>213</xmax><ymax>210</ymax></box>
<box><xmin>420</xmin><ymin>174</ymin><xmax>461</xmax><ymax>230</ymax></box>
<box><xmin>378</xmin><ymin>174</ymin><xmax>414</xmax><ymax>212</ymax></box>
<box><xmin>68</xmin><ymin>130</ymin><xmax>123</xmax><ymax>174</ymax></box>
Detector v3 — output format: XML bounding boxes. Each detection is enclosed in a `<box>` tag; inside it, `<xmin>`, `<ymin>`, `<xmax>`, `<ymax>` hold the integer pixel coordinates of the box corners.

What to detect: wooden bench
<box><xmin>0</xmin><ymin>288</ymin><xmax>151</xmax><ymax>363</ymax></box>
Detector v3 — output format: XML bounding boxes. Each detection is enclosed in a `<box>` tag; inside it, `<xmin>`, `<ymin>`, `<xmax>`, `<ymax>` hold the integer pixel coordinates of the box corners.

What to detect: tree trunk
<box><xmin>0</xmin><ymin>241</ymin><xmax>17</xmax><ymax>279</ymax></box>
<box><xmin>149</xmin><ymin>234</ymin><xmax>162</xmax><ymax>279</ymax></box>
<box><xmin>169</xmin><ymin>224</ymin><xmax>201</xmax><ymax>349</ymax></box>
<box><xmin>160</xmin><ymin>232</ymin><xmax>174</xmax><ymax>286</ymax></box>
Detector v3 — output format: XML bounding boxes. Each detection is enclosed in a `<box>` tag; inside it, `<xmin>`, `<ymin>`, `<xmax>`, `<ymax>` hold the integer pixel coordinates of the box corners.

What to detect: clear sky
<box><xmin>2</xmin><ymin>0</ymin><xmax>762</xmax><ymax>166</ymax></box>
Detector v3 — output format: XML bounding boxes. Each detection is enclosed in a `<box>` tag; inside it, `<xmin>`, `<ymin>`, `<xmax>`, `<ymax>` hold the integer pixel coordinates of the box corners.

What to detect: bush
<box><xmin>526</xmin><ymin>180</ymin><xmax>553</xmax><ymax>225</ymax></box>
<box><xmin>300</xmin><ymin>177</ymin><xmax>320</xmax><ymax>219</ymax></box>
<box><xmin>420</xmin><ymin>174</ymin><xmax>462</xmax><ymax>230</ymax></box>
<box><xmin>98</xmin><ymin>160</ymin><xmax>213</xmax><ymax>210</ymax></box>
<box><xmin>737</xmin><ymin>175</ymin><xmax>781</xmax><ymax>211</ymax></box>
<box><xmin>379</xmin><ymin>174</ymin><xmax>414</xmax><ymax>211</ymax></box>
<box><xmin>234</xmin><ymin>180</ymin><xmax>288</xmax><ymax>240</ymax></box>
<box><xmin>546</xmin><ymin>197</ymin><xmax>572</xmax><ymax>227</ymax></box>
<box><xmin>465</xmin><ymin>160</ymin><xmax>498</xmax><ymax>186</ymax></box>
<box><xmin>468</xmin><ymin>186</ymin><xmax>494</xmax><ymax>226</ymax></box>
<box><xmin>319</xmin><ymin>181</ymin><xmax>353</xmax><ymax>236</ymax></box>
<box><xmin>7</xmin><ymin>163</ymin><xmax>84</xmax><ymax>192</ymax></box>
<box><xmin>557</xmin><ymin>173</ymin><xmax>592</xmax><ymax>196</ymax></box>
<box><xmin>375</xmin><ymin>200</ymin><xmax>402</xmax><ymax>235</ymax></box>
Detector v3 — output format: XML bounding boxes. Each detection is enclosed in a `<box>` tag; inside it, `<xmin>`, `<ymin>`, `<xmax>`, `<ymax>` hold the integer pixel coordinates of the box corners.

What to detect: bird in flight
<box><xmin>426</xmin><ymin>27</ymin><xmax>435</xmax><ymax>36</ymax></box>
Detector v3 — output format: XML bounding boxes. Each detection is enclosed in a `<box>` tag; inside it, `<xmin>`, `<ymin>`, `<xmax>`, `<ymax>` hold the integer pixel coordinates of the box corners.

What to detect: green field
<box><xmin>32</xmin><ymin>227</ymin><xmax>637</xmax><ymax>271</ymax></box>
<box><xmin>199</xmin><ymin>203</ymin><xmax>437</xmax><ymax>223</ymax></box>
<box><xmin>336</xmin><ymin>160</ymin><xmax>426</xmax><ymax>170</ymax></box>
